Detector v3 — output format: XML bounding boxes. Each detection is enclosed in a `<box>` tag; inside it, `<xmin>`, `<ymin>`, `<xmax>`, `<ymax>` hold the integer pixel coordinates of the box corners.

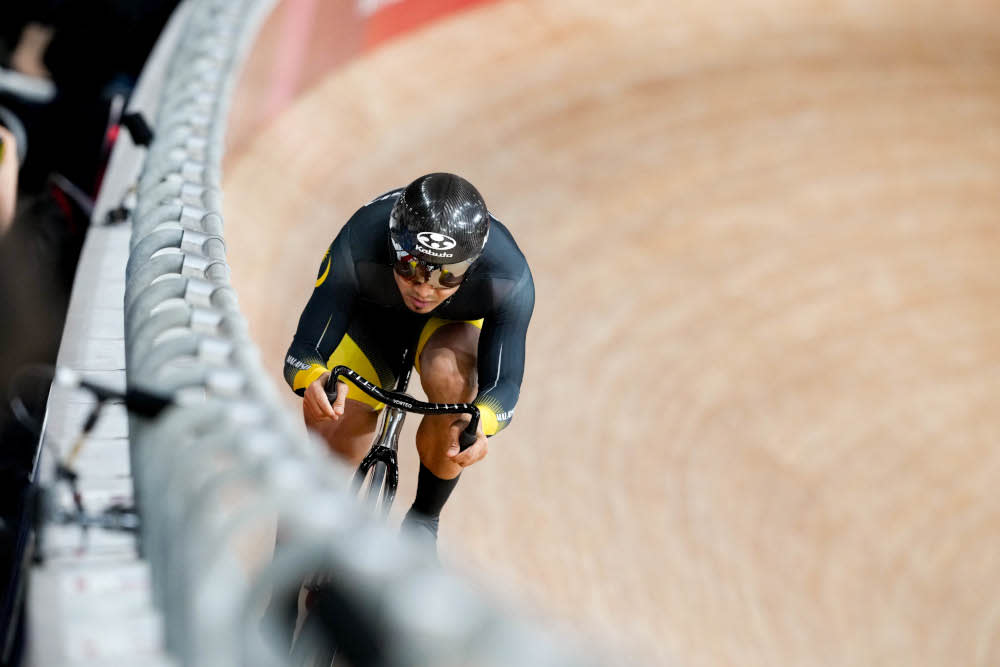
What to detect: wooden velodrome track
<box><xmin>220</xmin><ymin>1</ymin><xmax>1000</xmax><ymax>664</ymax></box>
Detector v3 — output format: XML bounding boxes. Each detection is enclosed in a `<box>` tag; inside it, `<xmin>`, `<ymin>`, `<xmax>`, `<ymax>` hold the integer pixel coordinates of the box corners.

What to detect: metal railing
<box><xmin>114</xmin><ymin>0</ymin><xmax>604</xmax><ymax>665</ymax></box>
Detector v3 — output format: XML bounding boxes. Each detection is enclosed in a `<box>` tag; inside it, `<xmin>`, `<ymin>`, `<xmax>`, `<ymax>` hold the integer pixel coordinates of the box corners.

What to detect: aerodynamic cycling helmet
<box><xmin>389</xmin><ymin>173</ymin><xmax>490</xmax><ymax>288</ymax></box>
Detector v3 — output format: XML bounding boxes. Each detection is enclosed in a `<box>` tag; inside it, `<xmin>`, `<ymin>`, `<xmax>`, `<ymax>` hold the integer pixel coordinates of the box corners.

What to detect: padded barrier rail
<box><xmin>110</xmin><ymin>0</ymin><xmax>604</xmax><ymax>665</ymax></box>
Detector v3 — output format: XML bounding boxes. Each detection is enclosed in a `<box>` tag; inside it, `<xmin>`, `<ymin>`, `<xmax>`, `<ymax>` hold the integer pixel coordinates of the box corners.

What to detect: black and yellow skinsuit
<box><xmin>283</xmin><ymin>189</ymin><xmax>534</xmax><ymax>436</ymax></box>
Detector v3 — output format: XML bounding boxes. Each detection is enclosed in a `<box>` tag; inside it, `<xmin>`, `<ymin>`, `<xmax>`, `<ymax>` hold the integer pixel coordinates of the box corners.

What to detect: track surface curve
<box><xmin>223</xmin><ymin>1</ymin><xmax>1000</xmax><ymax>664</ymax></box>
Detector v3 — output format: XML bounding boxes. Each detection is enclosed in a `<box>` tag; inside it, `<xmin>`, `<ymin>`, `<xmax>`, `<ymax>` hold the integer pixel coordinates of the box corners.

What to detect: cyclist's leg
<box><xmin>309</xmin><ymin>308</ymin><xmax>401</xmax><ymax>464</ymax></box>
<box><xmin>415</xmin><ymin>320</ymin><xmax>481</xmax><ymax>477</ymax></box>
<box><xmin>310</xmin><ymin>398</ymin><xmax>377</xmax><ymax>466</ymax></box>
<box><xmin>404</xmin><ymin>319</ymin><xmax>482</xmax><ymax>541</ymax></box>
<box><xmin>266</xmin><ymin>316</ymin><xmax>399</xmax><ymax>651</ymax></box>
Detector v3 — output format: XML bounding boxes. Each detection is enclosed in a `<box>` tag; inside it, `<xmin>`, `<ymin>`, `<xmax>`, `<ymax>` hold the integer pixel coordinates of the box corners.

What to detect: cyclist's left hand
<box><xmin>446</xmin><ymin>417</ymin><xmax>488</xmax><ymax>468</ymax></box>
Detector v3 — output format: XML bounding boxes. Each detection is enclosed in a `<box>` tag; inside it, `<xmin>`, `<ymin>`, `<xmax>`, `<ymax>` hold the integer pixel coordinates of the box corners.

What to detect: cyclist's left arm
<box><xmin>472</xmin><ymin>267</ymin><xmax>535</xmax><ymax>436</ymax></box>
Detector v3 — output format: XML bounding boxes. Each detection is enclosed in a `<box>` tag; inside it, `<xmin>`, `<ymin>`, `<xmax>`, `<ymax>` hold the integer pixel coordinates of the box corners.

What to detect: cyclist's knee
<box><xmin>418</xmin><ymin>322</ymin><xmax>478</xmax><ymax>402</ymax></box>
<box><xmin>419</xmin><ymin>348</ymin><xmax>476</xmax><ymax>402</ymax></box>
<box><xmin>310</xmin><ymin>399</ymin><xmax>377</xmax><ymax>464</ymax></box>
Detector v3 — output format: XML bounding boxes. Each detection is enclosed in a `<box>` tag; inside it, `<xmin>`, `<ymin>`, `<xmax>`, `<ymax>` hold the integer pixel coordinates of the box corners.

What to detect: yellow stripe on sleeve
<box><xmin>476</xmin><ymin>404</ymin><xmax>500</xmax><ymax>436</ymax></box>
<box><xmin>292</xmin><ymin>364</ymin><xmax>331</xmax><ymax>393</ymax></box>
<box><xmin>315</xmin><ymin>253</ymin><xmax>331</xmax><ymax>287</ymax></box>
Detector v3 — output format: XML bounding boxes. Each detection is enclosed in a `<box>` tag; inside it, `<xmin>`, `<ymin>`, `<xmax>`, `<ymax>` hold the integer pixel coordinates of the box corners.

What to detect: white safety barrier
<box><xmin>29</xmin><ymin>0</ymin><xmax>607</xmax><ymax>665</ymax></box>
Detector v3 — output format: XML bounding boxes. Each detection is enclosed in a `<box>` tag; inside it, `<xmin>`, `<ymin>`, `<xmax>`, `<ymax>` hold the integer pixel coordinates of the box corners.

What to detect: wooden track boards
<box><xmin>223</xmin><ymin>2</ymin><xmax>1000</xmax><ymax>664</ymax></box>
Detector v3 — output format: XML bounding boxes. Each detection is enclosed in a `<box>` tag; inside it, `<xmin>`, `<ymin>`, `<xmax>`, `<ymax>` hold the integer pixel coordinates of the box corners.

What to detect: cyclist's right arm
<box><xmin>283</xmin><ymin>226</ymin><xmax>359</xmax><ymax>419</ymax></box>
<box><xmin>303</xmin><ymin>371</ymin><xmax>348</xmax><ymax>423</ymax></box>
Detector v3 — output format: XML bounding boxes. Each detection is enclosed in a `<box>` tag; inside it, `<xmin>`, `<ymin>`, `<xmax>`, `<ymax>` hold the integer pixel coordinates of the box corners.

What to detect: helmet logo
<box><xmin>416</xmin><ymin>232</ymin><xmax>457</xmax><ymax>253</ymax></box>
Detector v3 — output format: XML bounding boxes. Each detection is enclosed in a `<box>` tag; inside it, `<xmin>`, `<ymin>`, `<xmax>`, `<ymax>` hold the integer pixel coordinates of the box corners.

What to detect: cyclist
<box><xmin>283</xmin><ymin>172</ymin><xmax>534</xmax><ymax>544</ymax></box>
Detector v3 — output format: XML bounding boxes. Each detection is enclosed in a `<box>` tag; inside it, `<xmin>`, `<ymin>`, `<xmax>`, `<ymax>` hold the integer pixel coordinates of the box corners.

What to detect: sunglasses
<box><xmin>393</xmin><ymin>257</ymin><xmax>468</xmax><ymax>289</ymax></box>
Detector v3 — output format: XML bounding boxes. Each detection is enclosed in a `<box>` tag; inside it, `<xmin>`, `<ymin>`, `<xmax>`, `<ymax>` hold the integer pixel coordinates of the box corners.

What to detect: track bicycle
<box><xmin>8</xmin><ymin>367</ymin><xmax>174</xmax><ymax>560</ymax></box>
<box><xmin>286</xmin><ymin>344</ymin><xmax>480</xmax><ymax>666</ymax></box>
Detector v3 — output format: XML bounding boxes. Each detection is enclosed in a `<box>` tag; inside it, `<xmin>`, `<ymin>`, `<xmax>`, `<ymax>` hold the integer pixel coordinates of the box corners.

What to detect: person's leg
<box><xmin>403</xmin><ymin>320</ymin><xmax>481</xmax><ymax>542</ymax></box>
<box><xmin>305</xmin><ymin>326</ymin><xmax>391</xmax><ymax>465</ymax></box>
<box><xmin>265</xmin><ymin>329</ymin><xmax>387</xmax><ymax>651</ymax></box>
<box><xmin>309</xmin><ymin>399</ymin><xmax>378</xmax><ymax>466</ymax></box>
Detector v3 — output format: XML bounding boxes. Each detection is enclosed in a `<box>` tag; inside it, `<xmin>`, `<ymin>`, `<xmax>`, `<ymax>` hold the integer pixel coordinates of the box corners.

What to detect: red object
<box><xmin>363</xmin><ymin>0</ymin><xmax>496</xmax><ymax>49</ymax></box>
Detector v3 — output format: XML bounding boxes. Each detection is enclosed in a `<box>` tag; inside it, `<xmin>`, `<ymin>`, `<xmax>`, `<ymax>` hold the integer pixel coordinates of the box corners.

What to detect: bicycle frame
<box><xmin>343</xmin><ymin>352</ymin><xmax>415</xmax><ymax>515</ymax></box>
<box><xmin>289</xmin><ymin>347</ymin><xmax>482</xmax><ymax>664</ymax></box>
<box><xmin>325</xmin><ymin>345</ymin><xmax>481</xmax><ymax>517</ymax></box>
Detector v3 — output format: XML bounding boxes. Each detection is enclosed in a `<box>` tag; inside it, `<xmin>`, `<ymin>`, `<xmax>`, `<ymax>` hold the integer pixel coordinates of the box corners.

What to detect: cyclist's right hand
<box><xmin>304</xmin><ymin>372</ymin><xmax>348</xmax><ymax>422</ymax></box>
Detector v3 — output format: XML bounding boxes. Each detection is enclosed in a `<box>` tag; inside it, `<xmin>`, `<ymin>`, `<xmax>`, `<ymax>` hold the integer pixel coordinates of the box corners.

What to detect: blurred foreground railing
<box><xmin>30</xmin><ymin>0</ymin><xmax>604</xmax><ymax>665</ymax></box>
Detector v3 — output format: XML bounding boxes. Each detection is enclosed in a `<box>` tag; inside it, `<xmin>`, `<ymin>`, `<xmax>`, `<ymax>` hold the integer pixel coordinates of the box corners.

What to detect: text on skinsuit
<box><xmin>286</xmin><ymin>354</ymin><xmax>312</xmax><ymax>371</ymax></box>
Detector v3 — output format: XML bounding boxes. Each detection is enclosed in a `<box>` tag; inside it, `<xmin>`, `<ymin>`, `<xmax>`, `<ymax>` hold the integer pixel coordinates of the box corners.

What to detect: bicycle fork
<box><xmin>351</xmin><ymin>406</ymin><xmax>405</xmax><ymax>516</ymax></box>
